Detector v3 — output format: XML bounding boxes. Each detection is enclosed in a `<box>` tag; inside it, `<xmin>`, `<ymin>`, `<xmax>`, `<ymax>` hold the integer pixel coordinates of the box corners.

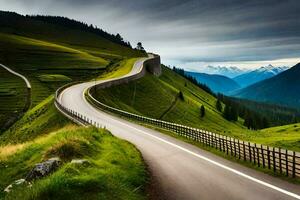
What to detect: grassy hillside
<box><xmin>94</xmin><ymin>66</ymin><xmax>249</xmax><ymax>135</ymax></box>
<box><xmin>0</xmin><ymin>11</ymin><xmax>145</xmax><ymax>130</ymax></box>
<box><xmin>0</xmin><ymin>11</ymin><xmax>149</xmax><ymax>199</ymax></box>
<box><xmin>0</xmin><ymin>126</ymin><xmax>147</xmax><ymax>200</ymax></box>
<box><xmin>0</xmin><ymin>96</ymin><xmax>69</xmax><ymax>144</ymax></box>
<box><xmin>260</xmin><ymin>123</ymin><xmax>300</xmax><ymax>151</ymax></box>
<box><xmin>94</xmin><ymin>66</ymin><xmax>300</xmax><ymax>152</ymax></box>
<box><xmin>0</xmin><ymin>67</ymin><xmax>28</xmax><ymax>131</ymax></box>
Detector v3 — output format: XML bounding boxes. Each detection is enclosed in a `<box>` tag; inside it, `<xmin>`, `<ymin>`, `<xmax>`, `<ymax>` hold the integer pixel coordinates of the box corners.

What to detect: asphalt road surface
<box><xmin>58</xmin><ymin>57</ymin><xmax>300</xmax><ymax>200</ymax></box>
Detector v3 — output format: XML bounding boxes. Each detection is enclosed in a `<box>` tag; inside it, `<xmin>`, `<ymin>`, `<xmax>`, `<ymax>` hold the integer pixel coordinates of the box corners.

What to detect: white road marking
<box><xmin>60</xmin><ymin>56</ymin><xmax>300</xmax><ymax>200</ymax></box>
<box><xmin>81</xmin><ymin>94</ymin><xmax>300</xmax><ymax>200</ymax></box>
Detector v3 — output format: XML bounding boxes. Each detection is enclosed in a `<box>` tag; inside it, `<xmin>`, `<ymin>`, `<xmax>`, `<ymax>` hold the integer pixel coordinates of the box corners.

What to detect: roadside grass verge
<box><xmin>0</xmin><ymin>126</ymin><xmax>147</xmax><ymax>200</ymax></box>
<box><xmin>146</xmin><ymin>124</ymin><xmax>300</xmax><ymax>185</ymax></box>
<box><xmin>97</xmin><ymin>58</ymin><xmax>141</xmax><ymax>80</ymax></box>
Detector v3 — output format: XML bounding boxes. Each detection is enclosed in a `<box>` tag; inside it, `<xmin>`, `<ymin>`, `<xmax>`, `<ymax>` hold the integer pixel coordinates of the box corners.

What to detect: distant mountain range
<box><xmin>185</xmin><ymin>72</ymin><xmax>240</xmax><ymax>94</ymax></box>
<box><xmin>232</xmin><ymin>63</ymin><xmax>300</xmax><ymax>108</ymax></box>
<box><xmin>233</xmin><ymin>65</ymin><xmax>289</xmax><ymax>87</ymax></box>
<box><xmin>196</xmin><ymin>66</ymin><xmax>248</xmax><ymax>78</ymax></box>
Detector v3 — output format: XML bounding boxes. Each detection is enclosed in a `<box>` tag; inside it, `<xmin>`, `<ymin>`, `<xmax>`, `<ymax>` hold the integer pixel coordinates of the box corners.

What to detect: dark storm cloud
<box><xmin>1</xmin><ymin>0</ymin><xmax>300</xmax><ymax>68</ymax></box>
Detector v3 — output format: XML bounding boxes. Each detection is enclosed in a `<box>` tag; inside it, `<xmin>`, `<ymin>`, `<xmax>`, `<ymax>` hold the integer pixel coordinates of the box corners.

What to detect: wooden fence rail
<box><xmin>85</xmin><ymin>88</ymin><xmax>300</xmax><ymax>178</ymax></box>
<box><xmin>54</xmin><ymin>81</ymin><xmax>300</xmax><ymax>179</ymax></box>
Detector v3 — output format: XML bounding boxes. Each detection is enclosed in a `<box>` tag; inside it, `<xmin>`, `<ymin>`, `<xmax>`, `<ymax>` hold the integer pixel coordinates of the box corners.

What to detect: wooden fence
<box><xmin>53</xmin><ymin>66</ymin><xmax>299</xmax><ymax>179</ymax></box>
<box><xmin>85</xmin><ymin>88</ymin><xmax>300</xmax><ymax>178</ymax></box>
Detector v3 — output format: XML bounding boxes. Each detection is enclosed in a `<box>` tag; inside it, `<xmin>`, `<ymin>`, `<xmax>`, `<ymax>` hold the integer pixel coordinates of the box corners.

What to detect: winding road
<box><xmin>0</xmin><ymin>64</ymin><xmax>31</xmax><ymax>88</ymax></box>
<box><xmin>58</xmin><ymin>57</ymin><xmax>300</xmax><ymax>200</ymax></box>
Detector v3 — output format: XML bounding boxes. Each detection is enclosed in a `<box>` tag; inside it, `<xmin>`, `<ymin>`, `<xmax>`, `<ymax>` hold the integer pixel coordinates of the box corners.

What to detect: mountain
<box><xmin>185</xmin><ymin>71</ymin><xmax>240</xmax><ymax>94</ymax></box>
<box><xmin>233</xmin><ymin>65</ymin><xmax>289</xmax><ymax>87</ymax></box>
<box><xmin>197</xmin><ymin>65</ymin><xmax>248</xmax><ymax>78</ymax></box>
<box><xmin>232</xmin><ymin>63</ymin><xmax>300</xmax><ymax>108</ymax></box>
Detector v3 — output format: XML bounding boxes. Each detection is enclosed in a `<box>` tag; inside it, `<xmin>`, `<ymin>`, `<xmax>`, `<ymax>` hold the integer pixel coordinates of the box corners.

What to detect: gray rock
<box><xmin>71</xmin><ymin>159</ymin><xmax>90</xmax><ymax>166</ymax></box>
<box><xmin>25</xmin><ymin>157</ymin><xmax>61</xmax><ymax>181</ymax></box>
<box><xmin>4</xmin><ymin>179</ymin><xmax>26</xmax><ymax>193</ymax></box>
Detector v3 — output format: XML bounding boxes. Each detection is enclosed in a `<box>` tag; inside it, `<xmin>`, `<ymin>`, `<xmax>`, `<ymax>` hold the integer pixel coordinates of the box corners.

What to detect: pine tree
<box><xmin>200</xmin><ymin>105</ymin><xmax>205</xmax><ymax>118</ymax></box>
<box><xmin>178</xmin><ymin>91</ymin><xmax>184</xmax><ymax>101</ymax></box>
<box><xmin>216</xmin><ymin>99</ymin><xmax>222</xmax><ymax>112</ymax></box>
<box><xmin>223</xmin><ymin>104</ymin><xmax>231</xmax><ymax>120</ymax></box>
<box><xmin>231</xmin><ymin>106</ymin><xmax>238</xmax><ymax>121</ymax></box>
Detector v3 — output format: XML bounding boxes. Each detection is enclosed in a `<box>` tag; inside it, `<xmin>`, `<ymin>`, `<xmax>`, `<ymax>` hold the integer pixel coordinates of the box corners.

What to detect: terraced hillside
<box><xmin>94</xmin><ymin>66</ymin><xmax>300</xmax><ymax>152</ymax></box>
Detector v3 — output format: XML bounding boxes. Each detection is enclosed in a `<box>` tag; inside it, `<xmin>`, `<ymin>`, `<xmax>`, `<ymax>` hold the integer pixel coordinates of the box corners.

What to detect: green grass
<box><xmin>0</xmin><ymin>32</ymin><xmax>144</xmax><ymax>126</ymax></box>
<box><xmin>0</xmin><ymin>96</ymin><xmax>69</xmax><ymax>145</ymax></box>
<box><xmin>96</xmin><ymin>58</ymin><xmax>141</xmax><ymax>80</ymax></box>
<box><xmin>37</xmin><ymin>74</ymin><xmax>72</xmax><ymax>82</ymax></box>
<box><xmin>94</xmin><ymin>66</ymin><xmax>300</xmax><ymax>152</ymax></box>
<box><xmin>0</xmin><ymin>126</ymin><xmax>147</xmax><ymax>200</ymax></box>
<box><xmin>259</xmin><ymin>123</ymin><xmax>300</xmax><ymax>151</ymax></box>
<box><xmin>0</xmin><ymin>67</ymin><xmax>28</xmax><ymax>131</ymax></box>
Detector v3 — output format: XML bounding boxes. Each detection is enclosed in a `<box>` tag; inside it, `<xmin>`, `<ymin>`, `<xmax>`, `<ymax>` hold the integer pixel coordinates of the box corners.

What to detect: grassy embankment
<box><xmin>0</xmin><ymin>87</ymin><xmax>147</xmax><ymax>200</ymax></box>
<box><xmin>0</xmin><ymin>125</ymin><xmax>146</xmax><ymax>200</ymax></box>
<box><xmin>94</xmin><ymin>66</ymin><xmax>300</xmax><ymax>152</ymax></box>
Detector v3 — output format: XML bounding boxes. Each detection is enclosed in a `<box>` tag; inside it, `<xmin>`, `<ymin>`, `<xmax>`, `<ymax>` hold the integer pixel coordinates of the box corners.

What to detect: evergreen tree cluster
<box><xmin>171</xmin><ymin>66</ymin><xmax>271</xmax><ymax>130</ymax></box>
<box><xmin>171</xmin><ymin>65</ymin><xmax>299</xmax><ymax>130</ymax></box>
<box><xmin>26</xmin><ymin>15</ymin><xmax>132</xmax><ymax>47</ymax></box>
<box><xmin>227</xmin><ymin>97</ymin><xmax>300</xmax><ymax>127</ymax></box>
<box><xmin>218</xmin><ymin>94</ymin><xmax>269</xmax><ymax>130</ymax></box>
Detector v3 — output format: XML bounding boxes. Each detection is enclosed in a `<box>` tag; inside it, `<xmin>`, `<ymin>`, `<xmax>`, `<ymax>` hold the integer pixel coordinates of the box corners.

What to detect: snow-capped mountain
<box><xmin>233</xmin><ymin>65</ymin><xmax>289</xmax><ymax>88</ymax></box>
<box><xmin>199</xmin><ymin>66</ymin><xmax>248</xmax><ymax>78</ymax></box>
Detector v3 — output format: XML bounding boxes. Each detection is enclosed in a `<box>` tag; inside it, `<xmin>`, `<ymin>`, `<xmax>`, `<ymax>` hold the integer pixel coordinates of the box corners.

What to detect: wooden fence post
<box><xmin>273</xmin><ymin>147</ymin><xmax>276</xmax><ymax>172</ymax></box>
<box><xmin>230</xmin><ymin>138</ymin><xmax>233</xmax><ymax>156</ymax></box>
<box><xmin>279</xmin><ymin>148</ymin><xmax>282</xmax><ymax>174</ymax></box>
<box><xmin>293</xmin><ymin>151</ymin><xmax>296</xmax><ymax>178</ymax></box>
<box><xmin>248</xmin><ymin>142</ymin><xmax>252</xmax><ymax>162</ymax></box>
<box><xmin>261</xmin><ymin>145</ymin><xmax>265</xmax><ymax>168</ymax></box>
<box><xmin>253</xmin><ymin>146</ymin><xmax>256</xmax><ymax>165</ymax></box>
<box><xmin>256</xmin><ymin>144</ymin><xmax>260</xmax><ymax>167</ymax></box>
<box><xmin>238</xmin><ymin>140</ymin><xmax>240</xmax><ymax>159</ymax></box>
<box><xmin>267</xmin><ymin>146</ymin><xmax>271</xmax><ymax>169</ymax></box>
<box><xmin>234</xmin><ymin>139</ymin><xmax>237</xmax><ymax>157</ymax></box>
<box><xmin>243</xmin><ymin>141</ymin><xmax>246</xmax><ymax>161</ymax></box>
<box><xmin>222</xmin><ymin>136</ymin><xmax>225</xmax><ymax>152</ymax></box>
<box><xmin>286</xmin><ymin>149</ymin><xmax>289</xmax><ymax>177</ymax></box>
<box><xmin>226</xmin><ymin>136</ymin><xmax>228</xmax><ymax>155</ymax></box>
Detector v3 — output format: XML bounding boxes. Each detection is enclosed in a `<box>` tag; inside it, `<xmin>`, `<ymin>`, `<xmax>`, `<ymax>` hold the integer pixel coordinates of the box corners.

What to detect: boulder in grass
<box><xmin>71</xmin><ymin>159</ymin><xmax>90</xmax><ymax>166</ymax></box>
<box><xmin>4</xmin><ymin>179</ymin><xmax>27</xmax><ymax>193</ymax></box>
<box><xmin>25</xmin><ymin>157</ymin><xmax>61</xmax><ymax>182</ymax></box>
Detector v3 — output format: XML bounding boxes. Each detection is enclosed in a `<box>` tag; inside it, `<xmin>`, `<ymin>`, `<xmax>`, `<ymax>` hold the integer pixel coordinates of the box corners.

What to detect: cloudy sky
<box><xmin>1</xmin><ymin>0</ymin><xmax>300</xmax><ymax>70</ymax></box>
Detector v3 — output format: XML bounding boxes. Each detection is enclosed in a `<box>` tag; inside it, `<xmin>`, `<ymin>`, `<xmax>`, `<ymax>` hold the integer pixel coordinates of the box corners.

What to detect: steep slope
<box><xmin>233</xmin><ymin>65</ymin><xmax>289</xmax><ymax>87</ymax></box>
<box><xmin>232</xmin><ymin>63</ymin><xmax>300</xmax><ymax>108</ymax></box>
<box><xmin>185</xmin><ymin>71</ymin><xmax>240</xmax><ymax>94</ymax></box>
